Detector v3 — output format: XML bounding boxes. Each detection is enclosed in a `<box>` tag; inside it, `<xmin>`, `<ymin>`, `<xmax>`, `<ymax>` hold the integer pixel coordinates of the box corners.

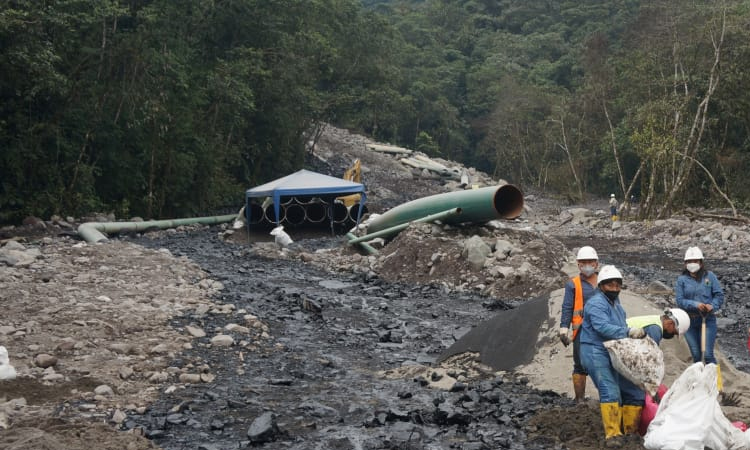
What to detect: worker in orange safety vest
<box><xmin>559</xmin><ymin>245</ymin><xmax>599</xmax><ymax>403</ymax></box>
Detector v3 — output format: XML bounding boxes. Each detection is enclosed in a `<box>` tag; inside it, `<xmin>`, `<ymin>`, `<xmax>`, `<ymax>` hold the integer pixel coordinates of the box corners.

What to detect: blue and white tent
<box><xmin>245</xmin><ymin>169</ymin><xmax>366</xmax><ymax>226</ymax></box>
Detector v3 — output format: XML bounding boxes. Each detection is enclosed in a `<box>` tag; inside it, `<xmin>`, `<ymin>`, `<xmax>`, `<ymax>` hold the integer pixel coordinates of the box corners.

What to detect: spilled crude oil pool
<box><xmin>122</xmin><ymin>228</ymin><xmax>577</xmax><ymax>450</ymax></box>
<box><xmin>121</xmin><ymin>228</ymin><xmax>750</xmax><ymax>450</ymax></box>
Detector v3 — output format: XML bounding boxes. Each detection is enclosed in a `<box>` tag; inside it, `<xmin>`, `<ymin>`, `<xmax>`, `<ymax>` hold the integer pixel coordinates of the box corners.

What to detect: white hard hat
<box><xmin>610</xmin><ymin>193</ymin><xmax>615</xmax><ymax>197</ymax></box>
<box><xmin>597</xmin><ymin>265</ymin><xmax>623</xmax><ymax>284</ymax></box>
<box><xmin>684</xmin><ymin>246</ymin><xmax>704</xmax><ymax>260</ymax></box>
<box><xmin>576</xmin><ymin>246</ymin><xmax>599</xmax><ymax>261</ymax></box>
<box><xmin>667</xmin><ymin>308</ymin><xmax>690</xmax><ymax>335</ymax></box>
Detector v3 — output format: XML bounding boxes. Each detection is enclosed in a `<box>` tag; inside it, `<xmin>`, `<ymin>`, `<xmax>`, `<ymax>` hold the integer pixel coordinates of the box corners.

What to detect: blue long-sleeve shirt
<box><xmin>580</xmin><ymin>290</ymin><xmax>629</xmax><ymax>346</ymax></box>
<box><xmin>675</xmin><ymin>270</ymin><xmax>724</xmax><ymax>315</ymax></box>
<box><xmin>560</xmin><ymin>276</ymin><xmax>597</xmax><ymax>329</ymax></box>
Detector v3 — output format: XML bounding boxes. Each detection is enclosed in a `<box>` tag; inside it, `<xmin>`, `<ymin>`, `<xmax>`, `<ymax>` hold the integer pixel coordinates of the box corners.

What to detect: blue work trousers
<box><xmin>684</xmin><ymin>314</ymin><xmax>717</xmax><ymax>364</ymax></box>
<box><xmin>581</xmin><ymin>342</ymin><xmax>644</xmax><ymax>406</ymax></box>
<box><xmin>573</xmin><ymin>334</ymin><xmax>587</xmax><ymax>375</ymax></box>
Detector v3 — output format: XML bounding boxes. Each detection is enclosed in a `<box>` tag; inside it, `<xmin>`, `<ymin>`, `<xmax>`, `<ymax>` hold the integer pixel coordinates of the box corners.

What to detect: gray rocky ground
<box><xmin>1</xmin><ymin>124</ymin><xmax>749</xmax><ymax>450</ymax></box>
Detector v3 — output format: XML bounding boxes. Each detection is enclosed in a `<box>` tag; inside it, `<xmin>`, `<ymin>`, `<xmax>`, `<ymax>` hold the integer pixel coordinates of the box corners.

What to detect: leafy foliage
<box><xmin>2</xmin><ymin>0</ymin><xmax>750</xmax><ymax>223</ymax></box>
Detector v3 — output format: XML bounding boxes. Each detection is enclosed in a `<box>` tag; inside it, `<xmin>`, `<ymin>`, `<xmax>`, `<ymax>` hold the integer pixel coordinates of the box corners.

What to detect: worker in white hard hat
<box><xmin>580</xmin><ymin>264</ymin><xmax>646</xmax><ymax>446</ymax></box>
<box><xmin>626</xmin><ymin>308</ymin><xmax>691</xmax><ymax>344</ymax></box>
<box><xmin>608</xmin><ymin>194</ymin><xmax>618</xmax><ymax>220</ymax></box>
<box><xmin>675</xmin><ymin>246</ymin><xmax>724</xmax><ymax>365</ymax></box>
<box><xmin>559</xmin><ymin>245</ymin><xmax>599</xmax><ymax>403</ymax></box>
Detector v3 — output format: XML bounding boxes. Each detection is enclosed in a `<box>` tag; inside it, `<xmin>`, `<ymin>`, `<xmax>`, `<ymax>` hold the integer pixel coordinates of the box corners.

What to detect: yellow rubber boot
<box><xmin>717</xmin><ymin>364</ymin><xmax>723</xmax><ymax>391</ymax></box>
<box><xmin>622</xmin><ymin>405</ymin><xmax>642</xmax><ymax>434</ymax></box>
<box><xmin>600</xmin><ymin>402</ymin><xmax>623</xmax><ymax>439</ymax></box>
<box><xmin>572</xmin><ymin>374</ymin><xmax>587</xmax><ymax>403</ymax></box>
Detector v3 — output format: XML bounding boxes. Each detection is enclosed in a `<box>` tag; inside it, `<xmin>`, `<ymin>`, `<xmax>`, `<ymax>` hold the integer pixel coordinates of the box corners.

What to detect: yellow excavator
<box><xmin>338</xmin><ymin>159</ymin><xmax>362</xmax><ymax>207</ymax></box>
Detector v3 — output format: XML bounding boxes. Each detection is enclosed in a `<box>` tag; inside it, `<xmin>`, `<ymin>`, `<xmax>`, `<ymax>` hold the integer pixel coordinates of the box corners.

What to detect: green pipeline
<box><xmin>77</xmin><ymin>214</ymin><xmax>236</xmax><ymax>243</ymax></box>
<box><xmin>365</xmin><ymin>184</ymin><xmax>523</xmax><ymax>234</ymax></box>
<box><xmin>349</xmin><ymin>208</ymin><xmax>461</xmax><ymax>244</ymax></box>
<box><xmin>345</xmin><ymin>232</ymin><xmax>379</xmax><ymax>255</ymax></box>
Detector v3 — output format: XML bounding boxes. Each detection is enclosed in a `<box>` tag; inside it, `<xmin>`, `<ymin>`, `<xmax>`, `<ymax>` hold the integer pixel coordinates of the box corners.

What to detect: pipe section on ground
<box><xmin>349</xmin><ymin>208</ymin><xmax>461</xmax><ymax>244</ymax></box>
<box><xmin>294</xmin><ymin>196</ymin><xmax>313</xmax><ymax>204</ymax></box>
<box><xmin>284</xmin><ymin>203</ymin><xmax>306</xmax><ymax>226</ymax></box>
<box><xmin>331</xmin><ymin>202</ymin><xmax>349</xmax><ymax>224</ymax></box>
<box><xmin>347</xmin><ymin>203</ymin><xmax>369</xmax><ymax>223</ymax></box>
<box><xmin>346</xmin><ymin>232</ymin><xmax>378</xmax><ymax>255</ymax></box>
<box><xmin>246</xmin><ymin>203</ymin><xmax>266</xmax><ymax>225</ymax></box>
<box><xmin>264</xmin><ymin>203</ymin><xmax>286</xmax><ymax>224</ymax></box>
<box><xmin>365</xmin><ymin>184</ymin><xmax>523</xmax><ymax>234</ymax></box>
<box><xmin>305</xmin><ymin>201</ymin><xmax>328</xmax><ymax>223</ymax></box>
<box><xmin>78</xmin><ymin>214</ymin><xmax>236</xmax><ymax>244</ymax></box>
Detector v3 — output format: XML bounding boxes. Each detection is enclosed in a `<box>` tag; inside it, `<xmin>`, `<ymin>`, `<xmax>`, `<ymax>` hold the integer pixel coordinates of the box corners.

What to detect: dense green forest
<box><xmin>2</xmin><ymin>0</ymin><xmax>749</xmax><ymax>223</ymax></box>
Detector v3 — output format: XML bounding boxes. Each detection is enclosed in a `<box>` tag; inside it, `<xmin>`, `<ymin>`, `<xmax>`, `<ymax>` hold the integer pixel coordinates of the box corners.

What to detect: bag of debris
<box><xmin>602</xmin><ymin>336</ymin><xmax>663</xmax><ymax>397</ymax></box>
<box><xmin>644</xmin><ymin>362</ymin><xmax>750</xmax><ymax>450</ymax></box>
<box><xmin>269</xmin><ymin>226</ymin><xmax>293</xmax><ymax>248</ymax></box>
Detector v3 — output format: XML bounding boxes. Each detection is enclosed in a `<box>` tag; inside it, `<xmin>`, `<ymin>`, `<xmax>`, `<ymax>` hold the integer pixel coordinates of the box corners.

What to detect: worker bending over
<box><xmin>626</xmin><ymin>308</ymin><xmax>690</xmax><ymax>345</ymax></box>
<box><xmin>580</xmin><ymin>265</ymin><xmax>646</xmax><ymax>447</ymax></box>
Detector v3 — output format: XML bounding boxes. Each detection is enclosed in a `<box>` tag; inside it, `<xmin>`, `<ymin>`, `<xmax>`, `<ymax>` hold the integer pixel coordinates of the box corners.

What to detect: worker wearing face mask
<box><xmin>559</xmin><ymin>246</ymin><xmax>599</xmax><ymax>403</ymax></box>
<box><xmin>580</xmin><ymin>265</ymin><xmax>646</xmax><ymax>446</ymax></box>
<box><xmin>675</xmin><ymin>246</ymin><xmax>724</xmax><ymax>364</ymax></box>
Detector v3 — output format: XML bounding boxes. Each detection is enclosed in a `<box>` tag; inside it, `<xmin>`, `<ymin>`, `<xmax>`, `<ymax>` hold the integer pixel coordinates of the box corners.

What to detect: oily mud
<box><xmin>125</xmin><ymin>227</ymin><xmax>750</xmax><ymax>450</ymax></box>
<box><xmin>2</xmin><ymin>223</ymin><xmax>749</xmax><ymax>450</ymax></box>
<box><xmin>110</xmin><ymin>224</ymin><xmax>750</xmax><ymax>450</ymax></box>
<box><xmin>123</xmin><ymin>228</ymin><xmax>582</xmax><ymax>450</ymax></box>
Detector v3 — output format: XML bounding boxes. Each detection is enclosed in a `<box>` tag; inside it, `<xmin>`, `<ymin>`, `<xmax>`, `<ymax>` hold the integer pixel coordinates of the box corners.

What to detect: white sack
<box><xmin>0</xmin><ymin>346</ymin><xmax>17</xmax><ymax>380</ymax></box>
<box><xmin>644</xmin><ymin>362</ymin><xmax>750</xmax><ymax>450</ymax></box>
<box><xmin>270</xmin><ymin>226</ymin><xmax>293</xmax><ymax>248</ymax></box>
<box><xmin>603</xmin><ymin>336</ymin><xmax>664</xmax><ymax>396</ymax></box>
<box><xmin>232</xmin><ymin>206</ymin><xmax>246</xmax><ymax>230</ymax></box>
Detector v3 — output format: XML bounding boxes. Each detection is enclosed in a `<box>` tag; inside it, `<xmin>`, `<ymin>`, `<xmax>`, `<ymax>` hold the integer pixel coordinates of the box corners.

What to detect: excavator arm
<box><xmin>343</xmin><ymin>159</ymin><xmax>361</xmax><ymax>183</ymax></box>
<box><xmin>338</xmin><ymin>159</ymin><xmax>362</xmax><ymax>207</ymax></box>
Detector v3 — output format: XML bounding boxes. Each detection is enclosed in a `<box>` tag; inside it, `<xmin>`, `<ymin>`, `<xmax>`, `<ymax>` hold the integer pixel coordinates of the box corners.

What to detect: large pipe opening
<box><xmin>348</xmin><ymin>203</ymin><xmax>369</xmax><ymax>223</ymax></box>
<box><xmin>264</xmin><ymin>204</ymin><xmax>286</xmax><ymax>224</ymax></box>
<box><xmin>493</xmin><ymin>184</ymin><xmax>524</xmax><ymax>219</ymax></box>
<box><xmin>246</xmin><ymin>203</ymin><xmax>266</xmax><ymax>225</ymax></box>
<box><xmin>305</xmin><ymin>201</ymin><xmax>327</xmax><ymax>223</ymax></box>
<box><xmin>280</xmin><ymin>196</ymin><xmax>295</xmax><ymax>206</ymax></box>
<box><xmin>294</xmin><ymin>195</ymin><xmax>313</xmax><ymax>204</ymax></box>
<box><xmin>331</xmin><ymin>202</ymin><xmax>349</xmax><ymax>224</ymax></box>
<box><xmin>284</xmin><ymin>203</ymin><xmax>306</xmax><ymax>226</ymax></box>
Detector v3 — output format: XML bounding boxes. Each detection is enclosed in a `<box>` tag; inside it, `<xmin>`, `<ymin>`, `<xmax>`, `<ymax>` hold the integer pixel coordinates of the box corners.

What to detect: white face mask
<box><xmin>686</xmin><ymin>263</ymin><xmax>701</xmax><ymax>273</ymax></box>
<box><xmin>580</xmin><ymin>265</ymin><xmax>596</xmax><ymax>277</ymax></box>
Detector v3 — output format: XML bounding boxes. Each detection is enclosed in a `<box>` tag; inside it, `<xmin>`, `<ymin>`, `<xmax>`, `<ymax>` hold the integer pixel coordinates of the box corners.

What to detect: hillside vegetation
<box><xmin>2</xmin><ymin>0</ymin><xmax>750</xmax><ymax>223</ymax></box>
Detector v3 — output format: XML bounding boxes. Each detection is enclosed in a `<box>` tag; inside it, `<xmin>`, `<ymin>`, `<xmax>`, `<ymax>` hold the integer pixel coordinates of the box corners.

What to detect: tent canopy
<box><xmin>245</xmin><ymin>169</ymin><xmax>367</xmax><ymax>226</ymax></box>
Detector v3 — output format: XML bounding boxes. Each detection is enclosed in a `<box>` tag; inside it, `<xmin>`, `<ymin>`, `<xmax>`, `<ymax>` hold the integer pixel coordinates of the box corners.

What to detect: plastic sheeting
<box><xmin>644</xmin><ymin>362</ymin><xmax>750</xmax><ymax>450</ymax></box>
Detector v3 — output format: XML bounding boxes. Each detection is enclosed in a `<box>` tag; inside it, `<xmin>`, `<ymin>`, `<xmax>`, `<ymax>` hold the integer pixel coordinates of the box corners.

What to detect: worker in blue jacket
<box><xmin>580</xmin><ymin>264</ymin><xmax>646</xmax><ymax>446</ymax></box>
<box><xmin>675</xmin><ymin>246</ymin><xmax>724</xmax><ymax>364</ymax></box>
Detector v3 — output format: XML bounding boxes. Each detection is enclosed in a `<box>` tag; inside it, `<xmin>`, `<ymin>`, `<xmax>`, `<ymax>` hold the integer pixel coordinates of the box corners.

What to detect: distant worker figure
<box><xmin>460</xmin><ymin>169</ymin><xmax>470</xmax><ymax>189</ymax></box>
<box><xmin>675</xmin><ymin>246</ymin><xmax>724</xmax><ymax>365</ymax></box>
<box><xmin>626</xmin><ymin>308</ymin><xmax>690</xmax><ymax>345</ymax></box>
<box><xmin>609</xmin><ymin>194</ymin><xmax>618</xmax><ymax>220</ymax></box>
<box><xmin>580</xmin><ymin>265</ymin><xmax>647</xmax><ymax>446</ymax></box>
<box><xmin>559</xmin><ymin>246</ymin><xmax>599</xmax><ymax>403</ymax></box>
